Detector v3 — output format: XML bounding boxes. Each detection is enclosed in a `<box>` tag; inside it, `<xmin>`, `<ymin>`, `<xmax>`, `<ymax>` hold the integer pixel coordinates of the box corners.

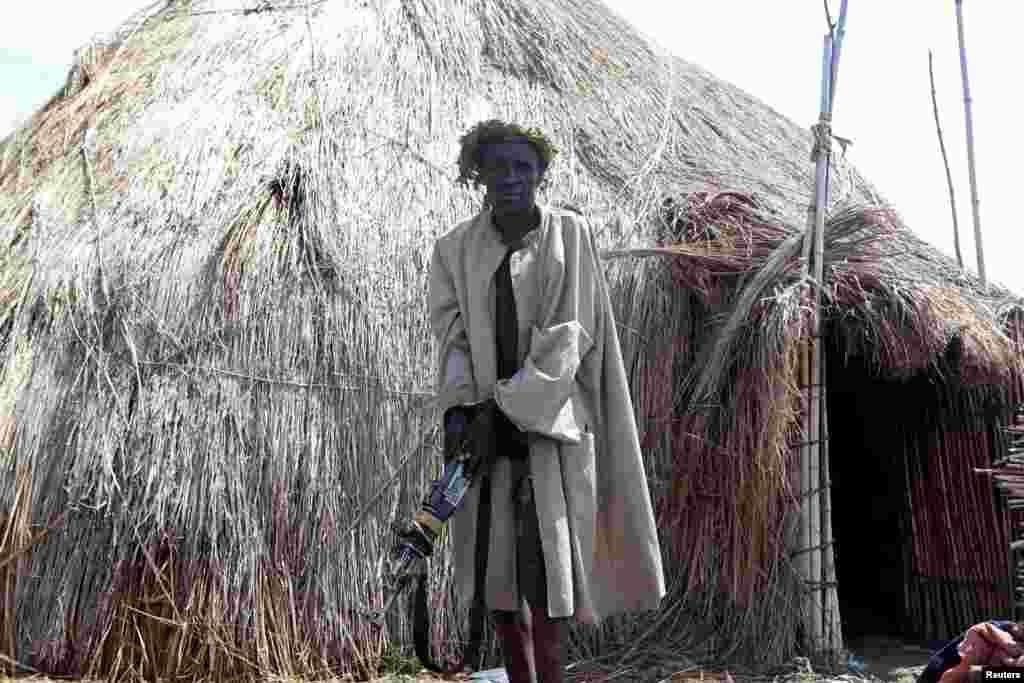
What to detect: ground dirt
<box><xmin>353</xmin><ymin>633</ymin><xmax>934</xmax><ymax>683</ymax></box>
<box><xmin>0</xmin><ymin>635</ymin><xmax>932</xmax><ymax>683</ymax></box>
<box><xmin>842</xmin><ymin>634</ymin><xmax>933</xmax><ymax>682</ymax></box>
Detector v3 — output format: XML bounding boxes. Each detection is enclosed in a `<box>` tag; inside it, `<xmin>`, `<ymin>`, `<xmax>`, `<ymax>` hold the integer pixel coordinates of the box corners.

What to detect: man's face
<box><xmin>479</xmin><ymin>139</ymin><xmax>543</xmax><ymax>217</ymax></box>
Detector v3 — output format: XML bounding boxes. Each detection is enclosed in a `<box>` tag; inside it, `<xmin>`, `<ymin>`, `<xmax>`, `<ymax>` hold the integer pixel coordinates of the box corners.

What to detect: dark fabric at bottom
<box><xmin>513</xmin><ymin>464</ymin><xmax>548</xmax><ymax>611</ymax></box>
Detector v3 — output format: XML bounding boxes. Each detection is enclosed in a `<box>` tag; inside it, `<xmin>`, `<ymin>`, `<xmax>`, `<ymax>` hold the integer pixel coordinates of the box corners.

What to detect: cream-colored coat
<box><xmin>428</xmin><ymin>203</ymin><xmax>665</xmax><ymax>622</ymax></box>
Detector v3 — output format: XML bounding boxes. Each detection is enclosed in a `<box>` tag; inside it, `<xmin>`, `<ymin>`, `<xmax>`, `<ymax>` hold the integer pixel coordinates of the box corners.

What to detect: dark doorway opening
<box><xmin>826</xmin><ymin>349</ymin><xmax>914</xmax><ymax>641</ymax></box>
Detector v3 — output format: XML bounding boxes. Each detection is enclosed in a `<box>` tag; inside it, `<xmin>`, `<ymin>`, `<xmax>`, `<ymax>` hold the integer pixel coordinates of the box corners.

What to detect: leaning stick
<box><xmin>928</xmin><ymin>49</ymin><xmax>963</xmax><ymax>269</ymax></box>
<box><xmin>955</xmin><ymin>0</ymin><xmax>985</xmax><ymax>287</ymax></box>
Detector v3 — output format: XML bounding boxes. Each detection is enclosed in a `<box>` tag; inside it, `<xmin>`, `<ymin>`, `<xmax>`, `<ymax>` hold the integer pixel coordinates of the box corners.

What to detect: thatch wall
<box><xmin>609</xmin><ymin>194</ymin><xmax>1024</xmax><ymax>650</ymax></box>
<box><xmin>983</xmin><ymin>382</ymin><xmax>1024</xmax><ymax>626</ymax></box>
<box><xmin>0</xmin><ymin>0</ymin><xmax>1021</xmax><ymax>679</ymax></box>
<box><xmin>824</xmin><ymin>352</ymin><xmax>1020</xmax><ymax>641</ymax></box>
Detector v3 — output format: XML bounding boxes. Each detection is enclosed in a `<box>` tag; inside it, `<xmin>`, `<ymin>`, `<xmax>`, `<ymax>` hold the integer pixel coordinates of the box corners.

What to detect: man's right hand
<box><xmin>443</xmin><ymin>406</ymin><xmax>472</xmax><ymax>461</ymax></box>
<box><xmin>442</xmin><ymin>400</ymin><xmax>498</xmax><ymax>473</ymax></box>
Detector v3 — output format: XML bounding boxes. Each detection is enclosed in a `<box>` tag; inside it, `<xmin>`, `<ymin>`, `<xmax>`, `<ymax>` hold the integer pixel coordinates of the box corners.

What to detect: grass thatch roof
<box><xmin>0</xmin><ymin>0</ymin><xmax>1021</xmax><ymax>679</ymax></box>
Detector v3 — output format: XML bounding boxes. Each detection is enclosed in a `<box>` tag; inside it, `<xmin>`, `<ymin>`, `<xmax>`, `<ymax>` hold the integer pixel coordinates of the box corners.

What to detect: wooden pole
<box><xmin>820</xmin><ymin>357</ymin><xmax>842</xmax><ymax>653</ymax></box>
<box><xmin>928</xmin><ymin>49</ymin><xmax>964</xmax><ymax>269</ymax></box>
<box><xmin>827</xmin><ymin>1</ymin><xmax>847</xmax><ymax>115</ymax></box>
<box><xmin>797</xmin><ymin>30</ymin><xmax>831</xmax><ymax>655</ymax></box>
<box><xmin>809</xmin><ymin>13</ymin><xmax>838</xmax><ymax>644</ymax></box>
<box><xmin>799</xmin><ymin>0</ymin><xmax>848</xmax><ymax>656</ymax></box>
<box><xmin>955</xmin><ymin>0</ymin><xmax>985</xmax><ymax>288</ymax></box>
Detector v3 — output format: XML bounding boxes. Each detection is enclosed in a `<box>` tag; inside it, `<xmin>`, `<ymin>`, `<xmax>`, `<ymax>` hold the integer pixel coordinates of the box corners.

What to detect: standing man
<box><xmin>428</xmin><ymin>119</ymin><xmax>665</xmax><ymax>683</ymax></box>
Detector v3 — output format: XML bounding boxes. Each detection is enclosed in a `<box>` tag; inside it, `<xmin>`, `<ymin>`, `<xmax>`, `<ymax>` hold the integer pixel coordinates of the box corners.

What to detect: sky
<box><xmin>2</xmin><ymin>2</ymin><xmax>1021</xmax><ymax>292</ymax></box>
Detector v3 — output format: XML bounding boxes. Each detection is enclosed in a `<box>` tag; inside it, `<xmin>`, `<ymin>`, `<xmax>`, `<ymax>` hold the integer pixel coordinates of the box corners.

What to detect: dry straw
<box><xmin>0</xmin><ymin>0</ymin><xmax>1021</xmax><ymax>680</ymax></box>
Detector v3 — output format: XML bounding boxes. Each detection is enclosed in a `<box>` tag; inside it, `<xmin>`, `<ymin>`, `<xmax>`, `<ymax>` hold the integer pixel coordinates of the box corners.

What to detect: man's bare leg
<box><xmin>493</xmin><ymin>607</ymin><xmax>536</xmax><ymax>683</ymax></box>
<box><xmin>530</xmin><ymin>606</ymin><xmax>564</xmax><ymax>683</ymax></box>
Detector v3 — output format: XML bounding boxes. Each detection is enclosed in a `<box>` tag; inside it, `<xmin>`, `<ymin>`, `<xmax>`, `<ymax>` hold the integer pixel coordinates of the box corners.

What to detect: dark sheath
<box><xmin>493</xmin><ymin>231</ymin><xmax>548</xmax><ymax>611</ymax></box>
<box><xmin>494</xmin><ymin>247</ymin><xmax>525</xmax><ymax>450</ymax></box>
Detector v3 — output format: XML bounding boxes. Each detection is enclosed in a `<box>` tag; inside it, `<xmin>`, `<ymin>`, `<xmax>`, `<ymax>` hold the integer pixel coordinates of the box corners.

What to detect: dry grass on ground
<box><xmin>0</xmin><ymin>661</ymin><xmax>928</xmax><ymax>683</ymax></box>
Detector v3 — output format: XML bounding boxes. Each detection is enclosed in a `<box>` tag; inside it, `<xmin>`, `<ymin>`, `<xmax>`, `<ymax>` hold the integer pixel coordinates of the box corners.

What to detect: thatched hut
<box><xmin>0</xmin><ymin>0</ymin><xmax>1022</xmax><ymax>679</ymax></box>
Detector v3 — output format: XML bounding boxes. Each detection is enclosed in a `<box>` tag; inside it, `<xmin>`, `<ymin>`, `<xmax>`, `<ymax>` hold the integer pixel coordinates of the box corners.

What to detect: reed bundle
<box><xmin>0</xmin><ymin>0</ymin><xmax>1021</xmax><ymax>678</ymax></box>
<box><xmin>605</xmin><ymin>190</ymin><xmax>1022</xmax><ymax>650</ymax></box>
<box><xmin>982</xmin><ymin>398</ymin><xmax>1024</xmax><ymax>623</ymax></box>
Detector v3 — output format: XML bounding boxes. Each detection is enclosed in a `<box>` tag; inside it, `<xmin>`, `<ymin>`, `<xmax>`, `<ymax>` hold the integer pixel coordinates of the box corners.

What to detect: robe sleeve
<box><xmin>428</xmin><ymin>240</ymin><xmax>478</xmax><ymax>415</ymax></box>
<box><xmin>493</xmin><ymin>215</ymin><xmax>600</xmax><ymax>444</ymax></box>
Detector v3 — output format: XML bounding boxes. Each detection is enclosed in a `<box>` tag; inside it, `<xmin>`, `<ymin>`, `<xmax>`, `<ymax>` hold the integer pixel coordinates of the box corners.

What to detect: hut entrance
<box><xmin>825</xmin><ymin>350</ymin><xmax>914</xmax><ymax>641</ymax></box>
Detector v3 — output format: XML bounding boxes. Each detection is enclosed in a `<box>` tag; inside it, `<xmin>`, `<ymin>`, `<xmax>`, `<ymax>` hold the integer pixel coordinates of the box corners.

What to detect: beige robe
<box><xmin>428</xmin><ymin>203</ymin><xmax>665</xmax><ymax>622</ymax></box>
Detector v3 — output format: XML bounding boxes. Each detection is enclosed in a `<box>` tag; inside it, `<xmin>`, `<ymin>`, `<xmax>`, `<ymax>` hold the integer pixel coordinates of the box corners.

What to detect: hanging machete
<box><xmin>362</xmin><ymin>401</ymin><xmax>495</xmax><ymax>674</ymax></box>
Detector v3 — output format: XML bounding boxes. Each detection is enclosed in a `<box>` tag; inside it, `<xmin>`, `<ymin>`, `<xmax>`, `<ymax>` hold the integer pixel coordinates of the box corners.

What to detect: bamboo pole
<box><xmin>797</xmin><ymin>0</ymin><xmax>848</xmax><ymax>655</ymax></box>
<box><xmin>796</xmin><ymin>33</ymin><xmax>831</xmax><ymax>652</ymax></box>
<box><xmin>819</xmin><ymin>358</ymin><xmax>842</xmax><ymax>653</ymax></box>
<box><xmin>809</xmin><ymin>22</ymin><xmax>834</xmax><ymax>653</ymax></box>
<box><xmin>827</xmin><ymin>3</ymin><xmax>847</xmax><ymax>115</ymax></box>
<box><xmin>928</xmin><ymin>49</ymin><xmax>964</xmax><ymax>269</ymax></box>
<box><xmin>801</xmin><ymin>39</ymin><xmax>830</xmax><ymax>656</ymax></box>
<box><xmin>955</xmin><ymin>0</ymin><xmax>985</xmax><ymax>288</ymax></box>
<box><xmin>798</xmin><ymin>338</ymin><xmax>811</xmax><ymax>629</ymax></box>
